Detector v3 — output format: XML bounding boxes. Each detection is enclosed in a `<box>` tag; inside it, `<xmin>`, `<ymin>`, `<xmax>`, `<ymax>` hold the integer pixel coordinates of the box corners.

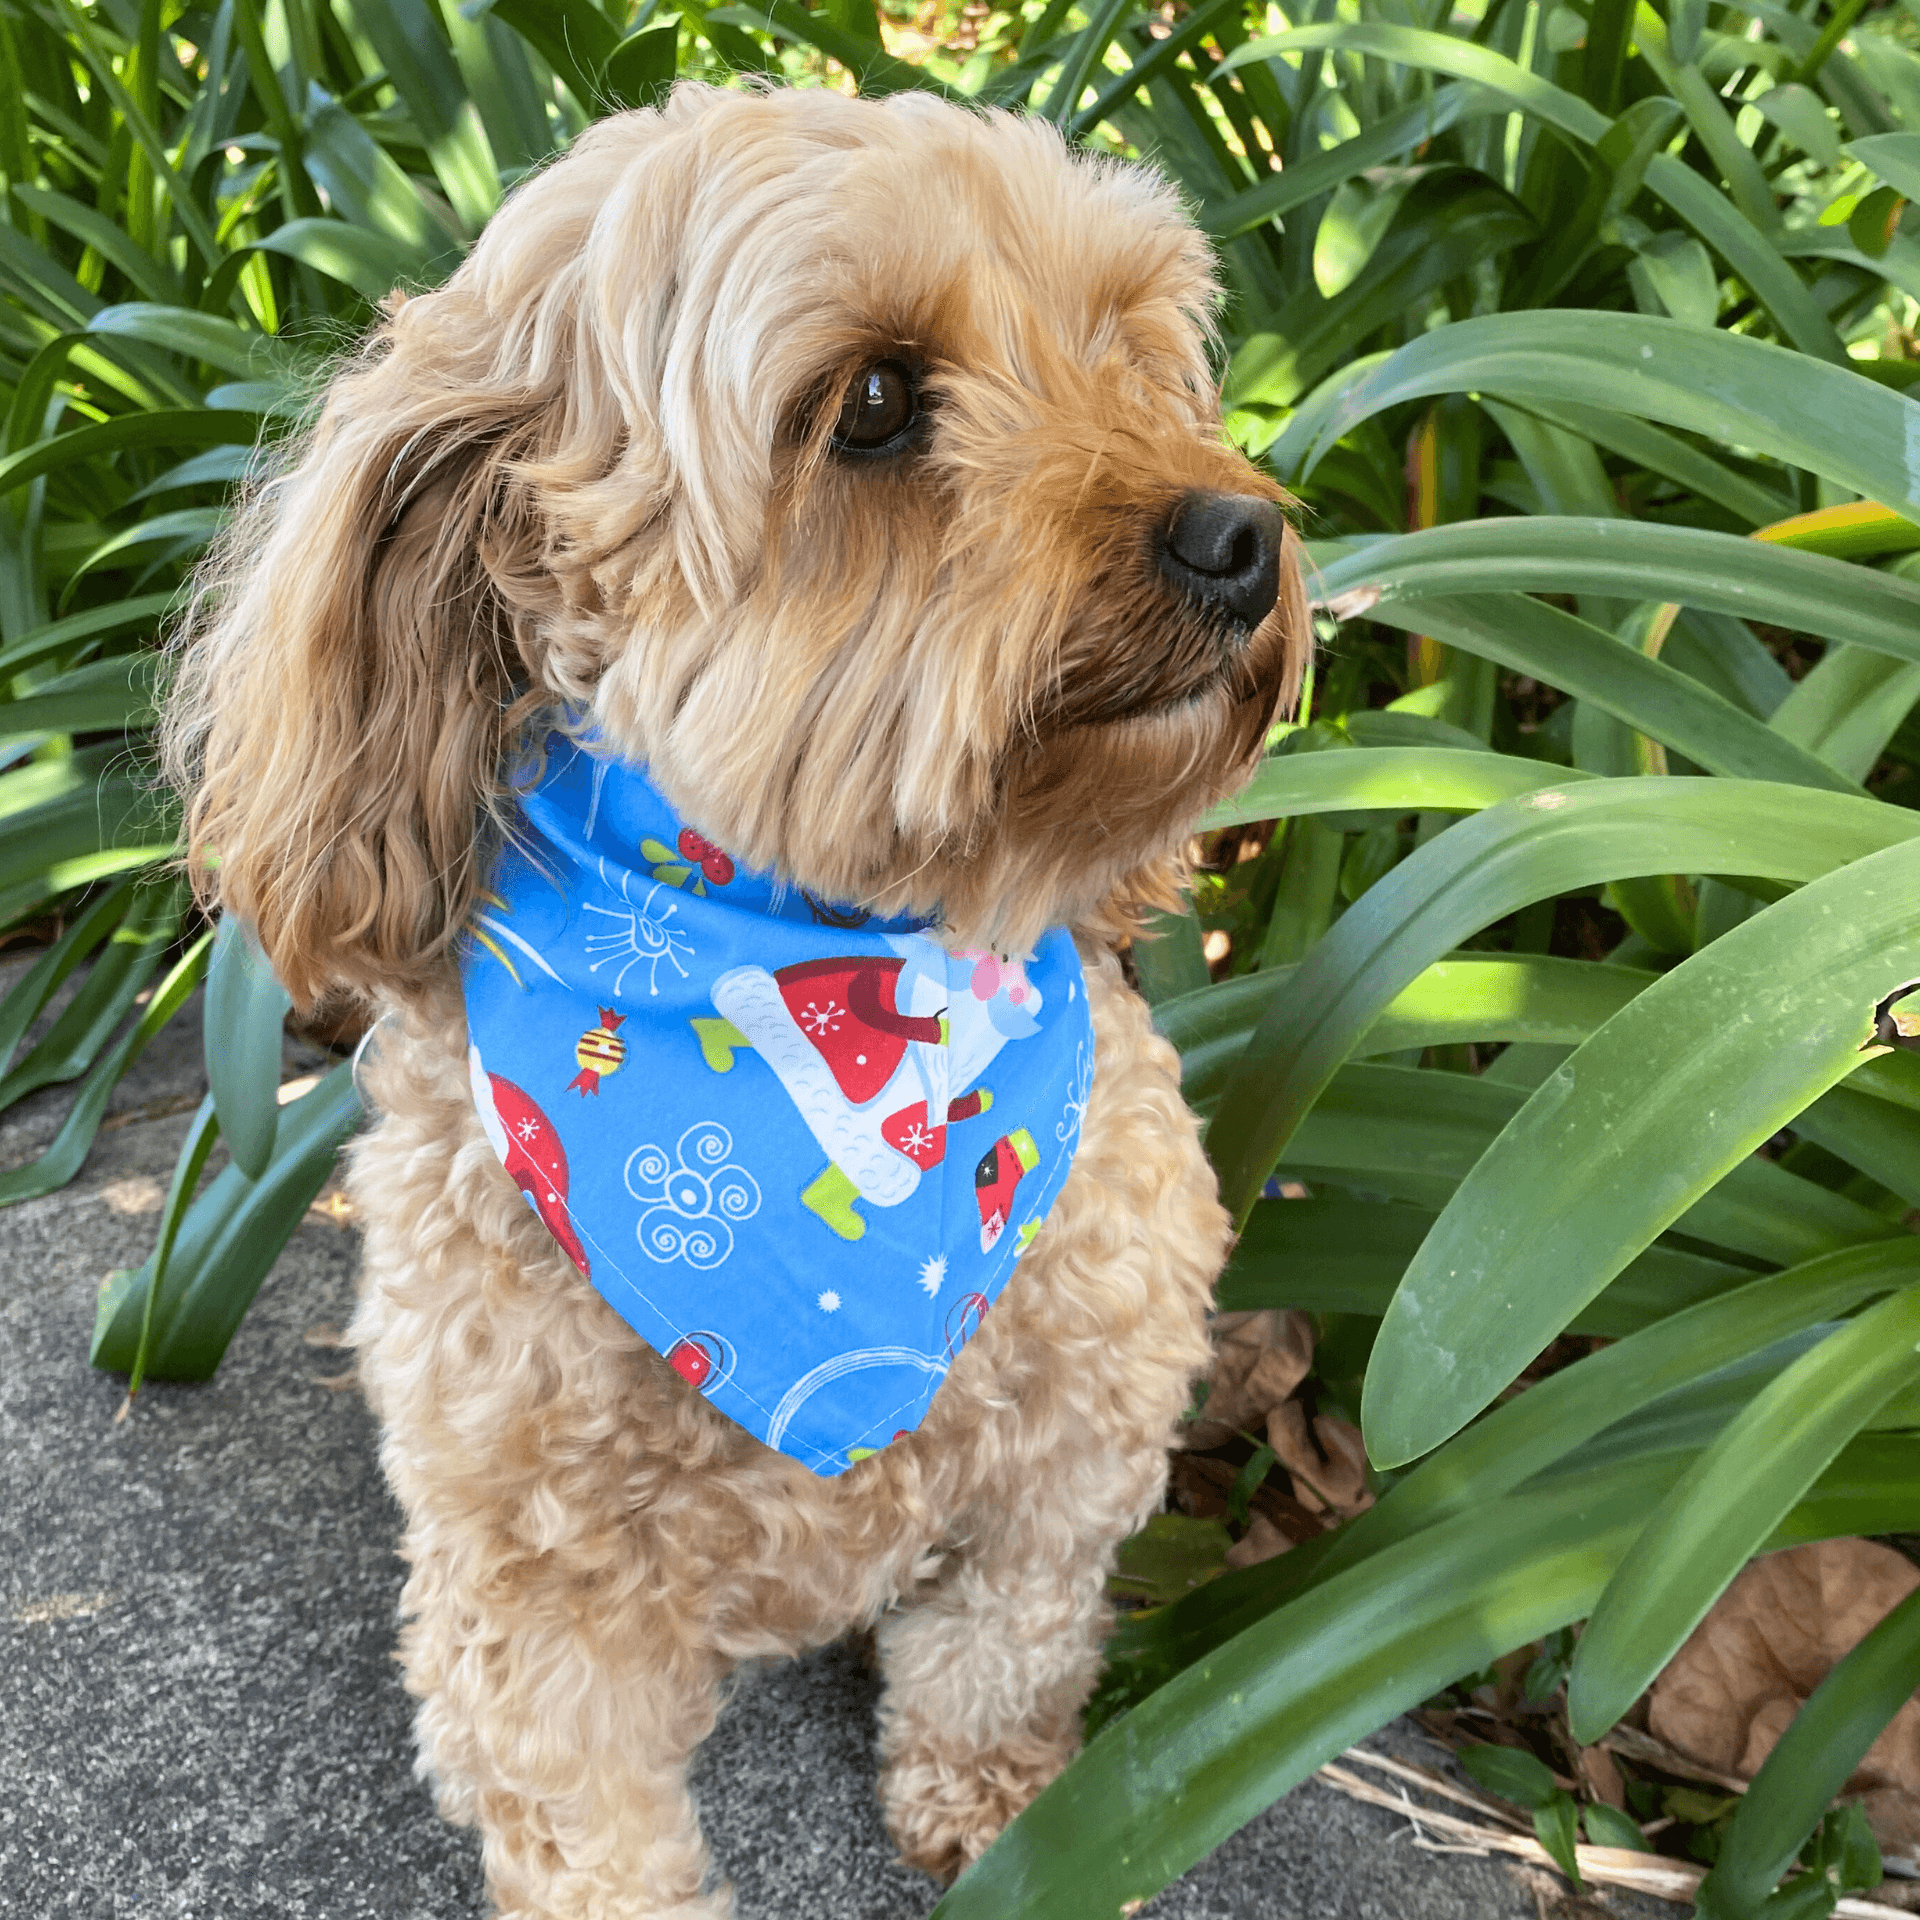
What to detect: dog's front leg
<box><xmin>395</xmin><ymin>1518</ymin><xmax>731</xmax><ymax>1920</ymax></box>
<box><xmin>350</xmin><ymin>1031</ymin><xmax>737</xmax><ymax>1919</ymax></box>
<box><xmin>872</xmin><ymin>951</ymin><xmax>1227</xmax><ymax>1883</ymax></box>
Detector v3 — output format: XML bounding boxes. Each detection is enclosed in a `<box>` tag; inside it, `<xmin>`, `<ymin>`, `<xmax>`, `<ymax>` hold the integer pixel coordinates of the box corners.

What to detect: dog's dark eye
<box><xmin>832</xmin><ymin>362</ymin><xmax>916</xmax><ymax>454</ymax></box>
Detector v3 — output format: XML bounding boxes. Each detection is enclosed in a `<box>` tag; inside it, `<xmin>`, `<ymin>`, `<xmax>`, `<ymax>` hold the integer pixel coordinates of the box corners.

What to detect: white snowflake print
<box><xmin>818</xmin><ymin>1290</ymin><xmax>841</xmax><ymax>1313</ymax></box>
<box><xmin>625</xmin><ymin>1122</ymin><xmax>760</xmax><ymax>1269</ymax></box>
<box><xmin>918</xmin><ymin>1253</ymin><xmax>947</xmax><ymax>1299</ymax></box>
<box><xmin>801</xmin><ymin>999</ymin><xmax>843</xmax><ymax>1036</ymax></box>
<box><xmin>583</xmin><ymin>859</ymin><xmax>694</xmax><ymax>997</ymax></box>
<box><xmin>515</xmin><ymin>1115</ymin><xmax>541</xmax><ymax>1143</ymax></box>
<box><xmin>898</xmin><ymin>1119</ymin><xmax>935</xmax><ymax>1156</ymax></box>
<box><xmin>1057</xmin><ymin>1041</ymin><xmax>1093</xmax><ymax>1145</ymax></box>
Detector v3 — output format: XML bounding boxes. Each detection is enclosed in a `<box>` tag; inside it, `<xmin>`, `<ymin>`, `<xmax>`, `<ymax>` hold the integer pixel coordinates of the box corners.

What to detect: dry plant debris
<box><xmin>1313</xmin><ymin>1745</ymin><xmax>1916</xmax><ymax>1917</ymax></box>
<box><xmin>1650</xmin><ymin>1541</ymin><xmax>1920</xmax><ymax>1856</ymax></box>
<box><xmin>1120</xmin><ymin>1315</ymin><xmax>1920</xmax><ymax>1901</ymax></box>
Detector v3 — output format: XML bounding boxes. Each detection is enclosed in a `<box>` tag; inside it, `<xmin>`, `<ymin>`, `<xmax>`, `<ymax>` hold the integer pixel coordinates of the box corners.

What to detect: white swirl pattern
<box><xmin>625</xmin><ymin>1121</ymin><xmax>760</xmax><ymax>1269</ymax></box>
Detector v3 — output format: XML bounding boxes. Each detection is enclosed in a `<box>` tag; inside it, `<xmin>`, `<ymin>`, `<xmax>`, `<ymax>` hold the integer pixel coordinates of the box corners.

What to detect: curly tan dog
<box><xmin>163</xmin><ymin>82</ymin><xmax>1307</xmax><ymax>1920</ymax></box>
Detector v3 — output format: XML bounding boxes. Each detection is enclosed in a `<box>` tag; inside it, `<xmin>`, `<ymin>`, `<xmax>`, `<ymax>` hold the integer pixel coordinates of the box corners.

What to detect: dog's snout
<box><xmin>1157</xmin><ymin>491</ymin><xmax>1286</xmax><ymax>629</ymax></box>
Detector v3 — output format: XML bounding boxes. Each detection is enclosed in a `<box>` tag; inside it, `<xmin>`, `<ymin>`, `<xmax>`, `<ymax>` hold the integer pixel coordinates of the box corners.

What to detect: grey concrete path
<box><xmin>1</xmin><ymin>978</ymin><xmax>1657</xmax><ymax>1919</ymax></box>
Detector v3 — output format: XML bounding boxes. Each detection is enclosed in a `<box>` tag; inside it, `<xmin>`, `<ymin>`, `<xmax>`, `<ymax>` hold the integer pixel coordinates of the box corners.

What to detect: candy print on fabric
<box><xmin>460</xmin><ymin>729</ymin><xmax>1093</xmax><ymax>1477</ymax></box>
<box><xmin>569</xmin><ymin>1007</ymin><xmax>627</xmax><ymax>1095</ymax></box>
<box><xmin>625</xmin><ymin>1122</ymin><xmax>761</xmax><ymax>1269</ymax></box>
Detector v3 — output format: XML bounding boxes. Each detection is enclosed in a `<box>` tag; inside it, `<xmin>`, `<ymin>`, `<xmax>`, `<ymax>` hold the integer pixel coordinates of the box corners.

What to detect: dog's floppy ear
<box><xmin>162</xmin><ymin>319</ymin><xmax>551</xmax><ymax>1010</ymax></box>
<box><xmin>160</xmin><ymin>98</ymin><xmax>711</xmax><ymax>1011</ymax></box>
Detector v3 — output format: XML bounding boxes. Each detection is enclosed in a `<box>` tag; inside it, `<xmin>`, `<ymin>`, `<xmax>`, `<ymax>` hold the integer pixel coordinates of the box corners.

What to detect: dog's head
<box><xmin>166</xmin><ymin>84</ymin><xmax>1309</xmax><ymax>1007</ymax></box>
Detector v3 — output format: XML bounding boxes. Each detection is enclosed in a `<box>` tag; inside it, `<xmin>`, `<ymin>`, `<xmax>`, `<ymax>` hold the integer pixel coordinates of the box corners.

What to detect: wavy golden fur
<box><xmin>163</xmin><ymin>82</ymin><xmax>1308</xmax><ymax>1917</ymax></box>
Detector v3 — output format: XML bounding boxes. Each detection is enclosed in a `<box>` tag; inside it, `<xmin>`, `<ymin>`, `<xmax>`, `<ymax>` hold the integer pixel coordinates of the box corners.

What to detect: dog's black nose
<box><xmin>1157</xmin><ymin>490</ymin><xmax>1287</xmax><ymax>629</ymax></box>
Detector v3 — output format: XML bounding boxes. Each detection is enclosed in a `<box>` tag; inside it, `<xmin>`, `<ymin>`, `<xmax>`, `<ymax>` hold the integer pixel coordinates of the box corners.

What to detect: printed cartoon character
<box><xmin>692</xmin><ymin>936</ymin><xmax>1042</xmax><ymax>1240</ymax></box>
<box><xmin>568</xmin><ymin>1007</ymin><xmax>627</xmax><ymax>1094</ymax></box>
<box><xmin>468</xmin><ymin>1046</ymin><xmax>590</xmax><ymax>1276</ymax></box>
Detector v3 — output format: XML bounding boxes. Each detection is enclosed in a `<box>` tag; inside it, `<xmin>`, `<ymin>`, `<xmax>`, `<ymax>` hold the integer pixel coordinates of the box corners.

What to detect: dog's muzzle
<box><xmin>1156</xmin><ymin>491</ymin><xmax>1287</xmax><ymax>631</ymax></box>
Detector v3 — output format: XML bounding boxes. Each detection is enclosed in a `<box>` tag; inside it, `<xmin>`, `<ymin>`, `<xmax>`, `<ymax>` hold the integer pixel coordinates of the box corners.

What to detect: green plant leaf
<box><xmin>1</xmin><ymin>654</ymin><xmax>158</xmax><ymax>735</ymax></box>
<box><xmin>91</xmin><ymin>1061</ymin><xmax>361</xmax><ymax>1379</ymax></box>
<box><xmin>204</xmin><ymin>915</ymin><xmax>292</xmax><ymax>1179</ymax></box>
<box><xmin>1217</xmin><ymin>1193</ymin><xmax>1752</xmax><ymax>1335</ymax></box>
<box><xmin>1203</xmin><ymin>746</ymin><xmax>1587</xmax><ymax>832</ymax></box>
<box><xmin>1532</xmin><ymin>1794</ymin><xmax>1585</xmax><ymax>1890</ymax></box>
<box><xmin>1286</xmin><ymin>313</ymin><xmax>1920</xmax><ymax>521</ymax></box>
<box><xmin>1363</xmin><ymin>834</ymin><xmax>1920</xmax><ymax>1468</ymax></box>
<box><xmin>1363</xmin><ymin>594</ymin><xmax>1859</xmax><ymax>792</ymax></box>
<box><xmin>1456</xmin><ymin>1742</ymin><xmax>1559</xmax><ymax>1809</ymax></box>
<box><xmin>1209</xmin><ymin>779</ymin><xmax>1920</xmax><ymax>1226</ymax></box>
<box><xmin>0</xmin><ymin>881</ymin><xmax>179</xmax><ymax>1112</ymax></box>
<box><xmin>1322</xmin><ymin>1241</ymin><xmax>1920</xmax><ymax>1582</ymax></box>
<box><xmin>936</xmin><ymin>1461</ymin><xmax>1679</xmax><ymax>1920</ymax></box>
<box><xmin>1697</xmin><ymin>1588</ymin><xmax>1916</xmax><ymax>1913</ymax></box>
<box><xmin>1568</xmin><ymin>1282</ymin><xmax>1920</xmax><ymax>1743</ymax></box>
<box><xmin>1132</xmin><ymin>905</ymin><xmax>1208</xmax><ymax>1003</ymax></box>
<box><xmin>1310</xmin><ymin>519</ymin><xmax>1920</xmax><ymax>673</ymax></box>
<box><xmin>0</xmin><ymin>929</ymin><xmax>210</xmax><ymax>1207</ymax></box>
<box><xmin>124</xmin><ymin>1094</ymin><xmax>222</xmax><ymax>1398</ymax></box>
<box><xmin>1109</xmin><ymin>1512</ymin><xmax>1233</xmax><ymax>1605</ymax></box>
<box><xmin>1584</xmin><ymin>1802</ymin><xmax>1651</xmax><ymax>1850</ymax></box>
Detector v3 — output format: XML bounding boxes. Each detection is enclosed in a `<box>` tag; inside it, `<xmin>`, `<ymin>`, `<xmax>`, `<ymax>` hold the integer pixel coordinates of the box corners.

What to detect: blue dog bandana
<box><xmin>461</xmin><ymin>730</ymin><xmax>1094</xmax><ymax>1476</ymax></box>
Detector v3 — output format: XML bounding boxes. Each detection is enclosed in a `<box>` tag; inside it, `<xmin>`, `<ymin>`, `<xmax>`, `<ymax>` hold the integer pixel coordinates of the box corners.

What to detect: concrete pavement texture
<box><xmin>2</xmin><ymin>981</ymin><xmax>1663</xmax><ymax>1919</ymax></box>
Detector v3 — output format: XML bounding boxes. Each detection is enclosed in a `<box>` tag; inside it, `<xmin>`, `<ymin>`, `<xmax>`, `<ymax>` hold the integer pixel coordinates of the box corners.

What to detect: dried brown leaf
<box><xmin>1187</xmin><ymin>1309</ymin><xmax>1314</xmax><ymax>1447</ymax></box>
<box><xmin>1267</xmin><ymin>1401</ymin><xmax>1374</xmax><ymax>1517</ymax></box>
<box><xmin>1223</xmin><ymin>1513</ymin><xmax>1292</xmax><ymax>1570</ymax></box>
<box><xmin>1649</xmin><ymin>1539</ymin><xmax>1920</xmax><ymax>1850</ymax></box>
<box><xmin>1576</xmin><ymin>1742</ymin><xmax>1626</xmax><ymax>1811</ymax></box>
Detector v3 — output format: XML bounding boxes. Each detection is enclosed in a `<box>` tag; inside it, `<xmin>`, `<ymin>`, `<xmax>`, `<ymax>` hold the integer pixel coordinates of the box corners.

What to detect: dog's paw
<box><xmin>878</xmin><ymin>1731</ymin><xmax>1075</xmax><ymax>1886</ymax></box>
